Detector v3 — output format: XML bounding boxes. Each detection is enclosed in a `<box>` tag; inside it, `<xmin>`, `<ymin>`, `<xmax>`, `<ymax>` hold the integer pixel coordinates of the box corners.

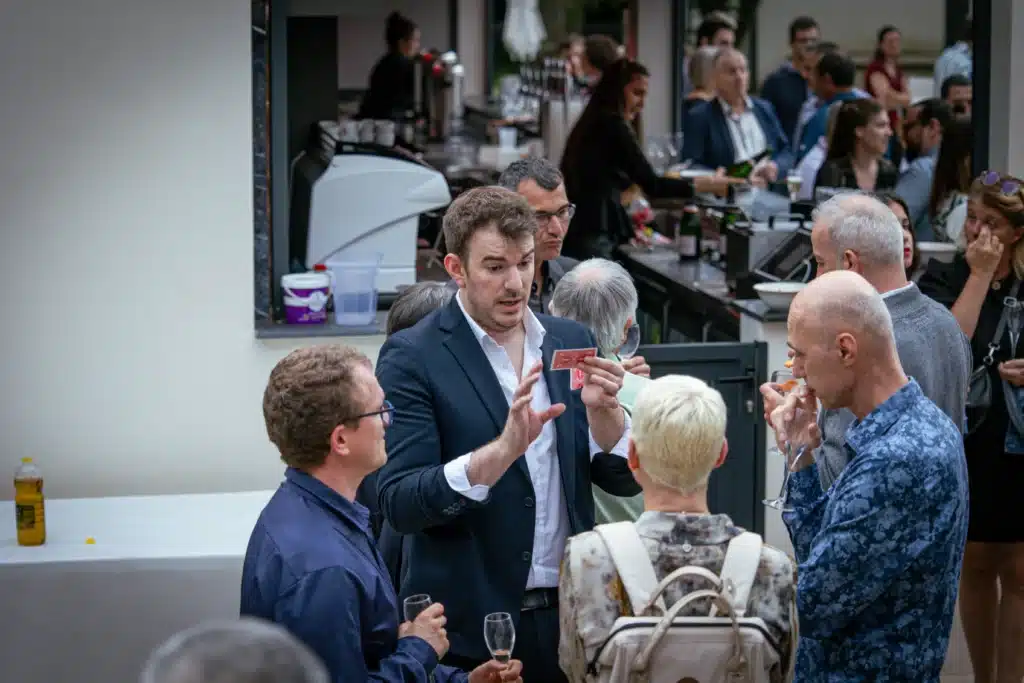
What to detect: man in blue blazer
<box><xmin>375</xmin><ymin>186</ymin><xmax>639</xmax><ymax>683</ymax></box>
<box><xmin>681</xmin><ymin>47</ymin><xmax>794</xmax><ymax>179</ymax></box>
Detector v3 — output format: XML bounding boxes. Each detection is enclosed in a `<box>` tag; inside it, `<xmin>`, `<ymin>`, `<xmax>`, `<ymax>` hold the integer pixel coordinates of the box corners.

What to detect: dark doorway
<box><xmin>286</xmin><ymin>16</ymin><xmax>338</xmax><ymax>165</ymax></box>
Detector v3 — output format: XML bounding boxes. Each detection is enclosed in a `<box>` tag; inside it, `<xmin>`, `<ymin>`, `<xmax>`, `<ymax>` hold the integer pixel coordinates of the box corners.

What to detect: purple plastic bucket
<box><xmin>281</xmin><ymin>272</ymin><xmax>331</xmax><ymax>324</ymax></box>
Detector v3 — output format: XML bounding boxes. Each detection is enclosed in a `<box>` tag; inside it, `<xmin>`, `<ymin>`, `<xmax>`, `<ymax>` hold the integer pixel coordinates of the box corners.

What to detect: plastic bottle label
<box><xmin>16</xmin><ymin>503</ymin><xmax>38</xmax><ymax>529</ymax></box>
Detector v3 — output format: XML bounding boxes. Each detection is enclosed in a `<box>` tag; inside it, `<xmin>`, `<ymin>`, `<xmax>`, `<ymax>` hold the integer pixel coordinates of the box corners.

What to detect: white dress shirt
<box><xmin>719</xmin><ymin>96</ymin><xmax>768</xmax><ymax>164</ymax></box>
<box><xmin>795</xmin><ymin>139</ymin><xmax>826</xmax><ymax>200</ymax></box>
<box><xmin>443</xmin><ymin>293</ymin><xmax>631</xmax><ymax>589</ymax></box>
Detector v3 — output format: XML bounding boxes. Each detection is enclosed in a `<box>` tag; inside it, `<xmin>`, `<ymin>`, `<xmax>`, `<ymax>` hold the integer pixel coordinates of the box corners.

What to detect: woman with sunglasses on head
<box><xmin>560</xmin><ymin>58</ymin><xmax>737</xmax><ymax>260</ymax></box>
<box><xmin>918</xmin><ymin>171</ymin><xmax>1024</xmax><ymax>683</ymax></box>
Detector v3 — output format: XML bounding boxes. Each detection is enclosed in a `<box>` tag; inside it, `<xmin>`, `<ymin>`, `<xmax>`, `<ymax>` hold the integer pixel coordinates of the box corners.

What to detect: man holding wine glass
<box><xmin>761</xmin><ymin>271</ymin><xmax>969</xmax><ymax>681</ymax></box>
<box><xmin>240</xmin><ymin>346</ymin><xmax>523</xmax><ymax>683</ymax></box>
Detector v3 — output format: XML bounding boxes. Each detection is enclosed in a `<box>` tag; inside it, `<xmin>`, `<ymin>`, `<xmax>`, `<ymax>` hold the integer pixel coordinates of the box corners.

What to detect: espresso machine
<box><xmin>413</xmin><ymin>50</ymin><xmax>465</xmax><ymax>141</ymax></box>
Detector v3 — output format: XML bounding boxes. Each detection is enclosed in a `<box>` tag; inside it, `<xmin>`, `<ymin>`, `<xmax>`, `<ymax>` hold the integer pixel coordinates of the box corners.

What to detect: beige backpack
<box><xmin>569</xmin><ymin>521</ymin><xmax>784</xmax><ymax>683</ymax></box>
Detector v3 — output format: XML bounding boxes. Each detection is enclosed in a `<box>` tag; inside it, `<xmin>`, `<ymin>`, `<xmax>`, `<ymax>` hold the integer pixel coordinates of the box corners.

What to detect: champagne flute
<box><xmin>786</xmin><ymin>172</ymin><xmax>803</xmax><ymax>202</ymax></box>
<box><xmin>763</xmin><ymin>369</ymin><xmax>811</xmax><ymax>512</ymax></box>
<box><xmin>483</xmin><ymin>612</ymin><xmax>515</xmax><ymax>666</ymax></box>
<box><xmin>403</xmin><ymin>594</ymin><xmax>432</xmax><ymax>622</ymax></box>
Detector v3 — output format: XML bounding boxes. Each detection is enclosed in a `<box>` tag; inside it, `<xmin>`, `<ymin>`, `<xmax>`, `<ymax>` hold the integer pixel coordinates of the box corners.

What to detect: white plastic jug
<box><xmin>325</xmin><ymin>253</ymin><xmax>383</xmax><ymax>326</ymax></box>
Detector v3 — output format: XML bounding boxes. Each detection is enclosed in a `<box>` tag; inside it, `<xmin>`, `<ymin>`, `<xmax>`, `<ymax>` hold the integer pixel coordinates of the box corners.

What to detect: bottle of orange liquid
<box><xmin>15</xmin><ymin>457</ymin><xmax>45</xmax><ymax>546</ymax></box>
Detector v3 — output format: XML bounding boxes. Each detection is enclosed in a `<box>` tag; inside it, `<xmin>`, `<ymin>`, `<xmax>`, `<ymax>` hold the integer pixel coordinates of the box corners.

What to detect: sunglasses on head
<box><xmin>979</xmin><ymin>170</ymin><xmax>1024</xmax><ymax>196</ymax></box>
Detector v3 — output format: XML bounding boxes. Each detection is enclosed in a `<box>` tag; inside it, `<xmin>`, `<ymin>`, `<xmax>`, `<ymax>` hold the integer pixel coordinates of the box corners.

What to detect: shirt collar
<box><xmin>718</xmin><ymin>96</ymin><xmax>754</xmax><ymax>118</ymax></box>
<box><xmin>845</xmin><ymin>379</ymin><xmax>923</xmax><ymax>454</ymax></box>
<box><xmin>635</xmin><ymin>510</ymin><xmax>740</xmax><ymax>546</ymax></box>
<box><xmin>880</xmin><ymin>282</ymin><xmax>915</xmax><ymax>300</ymax></box>
<box><xmin>455</xmin><ymin>290</ymin><xmax>546</xmax><ymax>349</ymax></box>
<box><xmin>284</xmin><ymin>467</ymin><xmax>371</xmax><ymax>533</ymax></box>
<box><xmin>530</xmin><ymin>260</ymin><xmax>554</xmax><ymax>298</ymax></box>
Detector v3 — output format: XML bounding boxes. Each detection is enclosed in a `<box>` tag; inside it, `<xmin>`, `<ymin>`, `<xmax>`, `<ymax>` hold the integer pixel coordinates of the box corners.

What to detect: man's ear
<box><xmin>328</xmin><ymin>424</ymin><xmax>350</xmax><ymax>459</ymax></box>
<box><xmin>444</xmin><ymin>253</ymin><xmax>466</xmax><ymax>288</ymax></box>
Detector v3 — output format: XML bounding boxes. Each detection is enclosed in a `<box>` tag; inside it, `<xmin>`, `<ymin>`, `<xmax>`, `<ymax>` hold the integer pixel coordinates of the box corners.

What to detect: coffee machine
<box><xmin>413</xmin><ymin>50</ymin><xmax>464</xmax><ymax>141</ymax></box>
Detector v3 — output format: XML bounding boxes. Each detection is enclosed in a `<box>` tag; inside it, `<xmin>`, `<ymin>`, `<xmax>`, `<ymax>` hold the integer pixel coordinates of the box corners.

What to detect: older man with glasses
<box><xmin>497</xmin><ymin>158</ymin><xmax>579</xmax><ymax>315</ymax></box>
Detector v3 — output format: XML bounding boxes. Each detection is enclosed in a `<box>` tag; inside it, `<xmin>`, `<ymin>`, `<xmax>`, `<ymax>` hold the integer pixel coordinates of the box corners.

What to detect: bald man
<box><xmin>807</xmin><ymin>193</ymin><xmax>971</xmax><ymax>489</ymax></box>
<box><xmin>762</xmin><ymin>270</ymin><xmax>968</xmax><ymax>682</ymax></box>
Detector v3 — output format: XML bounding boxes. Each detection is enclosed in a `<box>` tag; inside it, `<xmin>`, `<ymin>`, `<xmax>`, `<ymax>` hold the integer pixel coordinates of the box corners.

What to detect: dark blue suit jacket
<box><xmin>681</xmin><ymin>97</ymin><xmax>794</xmax><ymax>176</ymax></box>
<box><xmin>374</xmin><ymin>297</ymin><xmax>640</xmax><ymax>661</ymax></box>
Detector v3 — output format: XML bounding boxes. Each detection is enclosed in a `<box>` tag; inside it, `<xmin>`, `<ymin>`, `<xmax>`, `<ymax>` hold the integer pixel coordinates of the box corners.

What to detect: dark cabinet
<box><xmin>636</xmin><ymin>342</ymin><xmax>768</xmax><ymax>535</ymax></box>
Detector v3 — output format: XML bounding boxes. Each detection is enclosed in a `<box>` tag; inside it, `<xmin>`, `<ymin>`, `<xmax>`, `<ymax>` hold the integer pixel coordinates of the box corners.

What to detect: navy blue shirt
<box><xmin>760</xmin><ymin>62</ymin><xmax>809</xmax><ymax>142</ymax></box>
<box><xmin>240</xmin><ymin>468</ymin><xmax>468</xmax><ymax>683</ymax></box>
<box><xmin>783</xmin><ymin>380</ymin><xmax>969</xmax><ymax>682</ymax></box>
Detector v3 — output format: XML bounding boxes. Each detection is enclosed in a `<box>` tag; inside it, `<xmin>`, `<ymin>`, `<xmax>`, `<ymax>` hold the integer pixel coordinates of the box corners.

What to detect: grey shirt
<box><xmin>816</xmin><ymin>282</ymin><xmax>972</xmax><ymax>490</ymax></box>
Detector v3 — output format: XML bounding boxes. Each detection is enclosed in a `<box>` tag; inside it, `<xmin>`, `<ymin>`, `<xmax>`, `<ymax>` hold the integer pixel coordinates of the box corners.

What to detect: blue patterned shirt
<box><xmin>783</xmin><ymin>380</ymin><xmax>968</xmax><ymax>682</ymax></box>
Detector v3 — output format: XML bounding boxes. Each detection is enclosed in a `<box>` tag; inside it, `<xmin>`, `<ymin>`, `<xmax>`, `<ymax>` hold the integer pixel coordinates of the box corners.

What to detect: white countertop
<box><xmin>0</xmin><ymin>489</ymin><xmax>275</xmax><ymax>565</ymax></box>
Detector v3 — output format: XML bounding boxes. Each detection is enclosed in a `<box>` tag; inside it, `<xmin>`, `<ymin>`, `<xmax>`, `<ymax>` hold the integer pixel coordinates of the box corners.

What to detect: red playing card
<box><xmin>551</xmin><ymin>347</ymin><xmax>598</xmax><ymax>371</ymax></box>
<box><xmin>569</xmin><ymin>367</ymin><xmax>585</xmax><ymax>390</ymax></box>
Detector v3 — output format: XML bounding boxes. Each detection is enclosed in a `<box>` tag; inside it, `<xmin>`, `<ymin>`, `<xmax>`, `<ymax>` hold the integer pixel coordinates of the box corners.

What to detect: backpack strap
<box><xmin>714</xmin><ymin>531</ymin><xmax>763</xmax><ymax>617</ymax></box>
<box><xmin>594</xmin><ymin>522</ymin><xmax>667</xmax><ymax>615</ymax></box>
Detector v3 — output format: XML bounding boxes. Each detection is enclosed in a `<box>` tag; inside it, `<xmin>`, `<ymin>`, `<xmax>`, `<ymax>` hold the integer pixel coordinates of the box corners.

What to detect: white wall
<box><xmin>754</xmin><ymin>0</ymin><xmax>944</xmax><ymax>83</ymax></box>
<box><xmin>988</xmin><ymin>0</ymin><xmax>1024</xmax><ymax>176</ymax></box>
<box><xmin>0</xmin><ymin>0</ymin><xmax>384</xmax><ymax>500</ymax></box>
<box><xmin>289</xmin><ymin>0</ymin><xmax>485</xmax><ymax>97</ymax></box>
<box><xmin>636</xmin><ymin>0</ymin><xmax>673</xmax><ymax>138</ymax></box>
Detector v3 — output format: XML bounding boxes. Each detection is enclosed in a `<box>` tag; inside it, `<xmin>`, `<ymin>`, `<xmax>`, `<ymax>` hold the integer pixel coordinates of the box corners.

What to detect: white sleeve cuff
<box><xmin>589</xmin><ymin>410</ymin><xmax>631</xmax><ymax>461</ymax></box>
<box><xmin>443</xmin><ymin>453</ymin><xmax>491</xmax><ymax>502</ymax></box>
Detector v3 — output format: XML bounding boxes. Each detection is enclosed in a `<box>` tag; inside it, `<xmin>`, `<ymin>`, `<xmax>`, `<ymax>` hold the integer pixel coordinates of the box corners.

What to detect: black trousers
<box><xmin>442</xmin><ymin>606</ymin><xmax>566</xmax><ymax>683</ymax></box>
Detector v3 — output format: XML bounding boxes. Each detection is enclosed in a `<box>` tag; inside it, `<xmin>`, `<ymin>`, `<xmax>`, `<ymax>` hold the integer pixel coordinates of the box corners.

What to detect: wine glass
<box><xmin>1005</xmin><ymin>297</ymin><xmax>1022</xmax><ymax>356</ymax></box>
<box><xmin>786</xmin><ymin>172</ymin><xmax>803</xmax><ymax>202</ymax></box>
<box><xmin>403</xmin><ymin>594</ymin><xmax>432</xmax><ymax>622</ymax></box>
<box><xmin>483</xmin><ymin>612</ymin><xmax>515</xmax><ymax>666</ymax></box>
<box><xmin>763</xmin><ymin>369</ymin><xmax>811</xmax><ymax>512</ymax></box>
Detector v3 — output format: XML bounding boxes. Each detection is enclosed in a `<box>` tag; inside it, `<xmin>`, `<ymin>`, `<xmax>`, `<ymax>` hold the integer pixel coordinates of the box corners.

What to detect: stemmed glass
<box><xmin>483</xmin><ymin>612</ymin><xmax>515</xmax><ymax>666</ymax></box>
<box><xmin>763</xmin><ymin>369</ymin><xmax>811</xmax><ymax>512</ymax></box>
<box><xmin>786</xmin><ymin>172</ymin><xmax>803</xmax><ymax>202</ymax></box>
<box><xmin>1005</xmin><ymin>297</ymin><xmax>1022</xmax><ymax>356</ymax></box>
<box><xmin>405</xmin><ymin>595</ymin><xmax>435</xmax><ymax>682</ymax></box>
<box><xmin>403</xmin><ymin>594</ymin><xmax>432</xmax><ymax>621</ymax></box>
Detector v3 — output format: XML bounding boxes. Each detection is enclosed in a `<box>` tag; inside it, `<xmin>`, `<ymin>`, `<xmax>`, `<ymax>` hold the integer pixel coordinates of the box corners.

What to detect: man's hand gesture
<box><xmin>500</xmin><ymin>361</ymin><xmax>565</xmax><ymax>457</ymax></box>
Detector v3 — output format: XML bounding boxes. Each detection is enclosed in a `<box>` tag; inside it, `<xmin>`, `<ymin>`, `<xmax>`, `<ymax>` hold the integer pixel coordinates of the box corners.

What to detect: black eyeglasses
<box><xmin>979</xmin><ymin>170</ymin><xmax>1024</xmax><ymax>196</ymax></box>
<box><xmin>535</xmin><ymin>203</ymin><xmax>576</xmax><ymax>224</ymax></box>
<box><xmin>348</xmin><ymin>400</ymin><xmax>395</xmax><ymax>427</ymax></box>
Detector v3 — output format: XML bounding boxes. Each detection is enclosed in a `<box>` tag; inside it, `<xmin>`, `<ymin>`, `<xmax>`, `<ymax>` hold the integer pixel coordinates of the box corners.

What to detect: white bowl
<box><xmin>916</xmin><ymin>241</ymin><xmax>958</xmax><ymax>264</ymax></box>
<box><xmin>754</xmin><ymin>281</ymin><xmax>806</xmax><ymax>311</ymax></box>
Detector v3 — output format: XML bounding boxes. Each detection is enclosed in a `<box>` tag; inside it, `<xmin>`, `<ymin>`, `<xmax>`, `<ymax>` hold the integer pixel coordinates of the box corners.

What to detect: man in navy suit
<box><xmin>681</xmin><ymin>47</ymin><xmax>794</xmax><ymax>180</ymax></box>
<box><xmin>375</xmin><ymin>186</ymin><xmax>639</xmax><ymax>683</ymax></box>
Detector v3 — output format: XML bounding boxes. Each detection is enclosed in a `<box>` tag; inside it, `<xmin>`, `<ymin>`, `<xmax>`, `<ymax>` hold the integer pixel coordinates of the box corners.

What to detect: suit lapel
<box><xmin>541</xmin><ymin>330</ymin><xmax>577</xmax><ymax>514</ymax></box>
<box><xmin>439</xmin><ymin>298</ymin><xmax>531</xmax><ymax>483</ymax></box>
<box><xmin>712</xmin><ymin>100</ymin><xmax>737</xmax><ymax>166</ymax></box>
<box><xmin>440</xmin><ymin>300</ymin><xmax>509</xmax><ymax>434</ymax></box>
